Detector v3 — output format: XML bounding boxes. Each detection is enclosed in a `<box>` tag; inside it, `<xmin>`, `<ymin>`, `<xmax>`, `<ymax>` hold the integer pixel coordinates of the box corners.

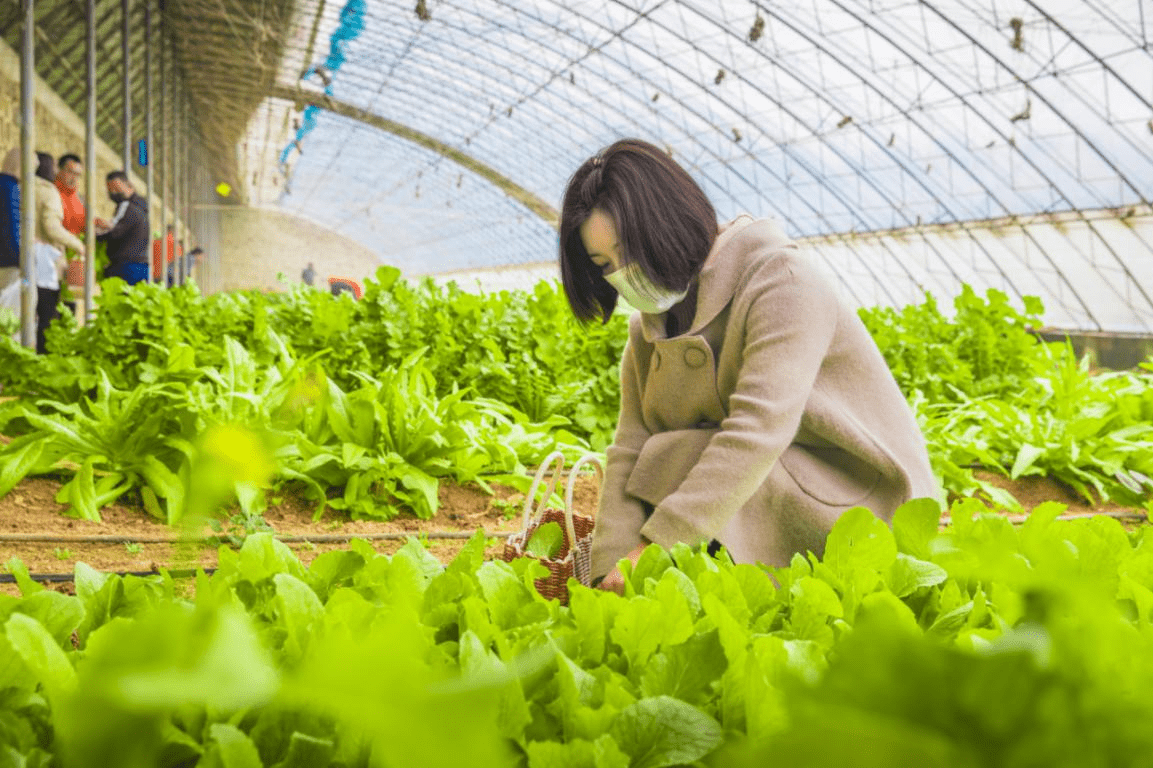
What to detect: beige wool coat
<box><xmin>35</xmin><ymin>177</ymin><xmax>85</xmax><ymax>257</ymax></box>
<box><xmin>590</xmin><ymin>215</ymin><xmax>940</xmax><ymax>579</ymax></box>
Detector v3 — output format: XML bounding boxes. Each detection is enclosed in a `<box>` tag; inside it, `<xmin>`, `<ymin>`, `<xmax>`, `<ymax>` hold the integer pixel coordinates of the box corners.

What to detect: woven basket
<box><xmin>500</xmin><ymin>452</ymin><xmax>602</xmax><ymax>604</ymax></box>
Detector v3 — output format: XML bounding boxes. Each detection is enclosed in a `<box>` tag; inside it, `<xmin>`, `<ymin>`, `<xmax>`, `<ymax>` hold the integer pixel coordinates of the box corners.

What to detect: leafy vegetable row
<box><xmin>0</xmin><ymin>331</ymin><xmax>586</xmax><ymax>524</ymax></box>
<box><xmin>1</xmin><ymin>271</ymin><xmax>1150</xmax><ymax>521</ymax></box>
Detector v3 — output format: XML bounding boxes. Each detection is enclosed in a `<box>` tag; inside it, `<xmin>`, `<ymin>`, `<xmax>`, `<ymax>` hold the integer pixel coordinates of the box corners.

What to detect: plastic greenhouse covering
<box><xmin>237</xmin><ymin>0</ymin><xmax>1153</xmax><ymax>333</ymax></box>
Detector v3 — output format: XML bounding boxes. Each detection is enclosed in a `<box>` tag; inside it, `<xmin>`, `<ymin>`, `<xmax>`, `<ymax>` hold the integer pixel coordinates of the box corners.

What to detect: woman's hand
<box><xmin>597</xmin><ymin>542</ymin><xmax>649</xmax><ymax>595</ymax></box>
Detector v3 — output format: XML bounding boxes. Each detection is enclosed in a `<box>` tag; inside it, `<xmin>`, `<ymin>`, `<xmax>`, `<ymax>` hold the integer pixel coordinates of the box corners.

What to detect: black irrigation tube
<box><xmin>0</xmin><ymin>530</ymin><xmax>518</xmax><ymax>585</ymax></box>
<box><xmin>4</xmin><ymin>511</ymin><xmax>1147</xmax><ymax>586</ymax></box>
<box><xmin>1</xmin><ymin>567</ymin><xmax>218</xmax><ymax>585</ymax></box>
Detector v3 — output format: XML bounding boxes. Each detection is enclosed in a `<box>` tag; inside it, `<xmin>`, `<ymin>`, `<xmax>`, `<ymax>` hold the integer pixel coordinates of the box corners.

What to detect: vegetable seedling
<box><xmin>525</xmin><ymin>521</ymin><xmax>564</xmax><ymax>559</ymax></box>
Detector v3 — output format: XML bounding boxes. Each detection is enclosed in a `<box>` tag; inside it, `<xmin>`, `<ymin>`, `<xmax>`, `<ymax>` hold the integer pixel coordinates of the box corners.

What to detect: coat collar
<box><xmin>639</xmin><ymin>215</ymin><xmax>792</xmax><ymax>342</ymax></box>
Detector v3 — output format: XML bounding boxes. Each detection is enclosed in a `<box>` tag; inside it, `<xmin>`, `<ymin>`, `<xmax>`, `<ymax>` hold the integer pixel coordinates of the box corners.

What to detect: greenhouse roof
<box><xmin>254</xmin><ymin>0</ymin><xmax>1153</xmax><ymax>332</ymax></box>
<box><xmin>4</xmin><ymin>0</ymin><xmax>1152</xmax><ymax>331</ymax></box>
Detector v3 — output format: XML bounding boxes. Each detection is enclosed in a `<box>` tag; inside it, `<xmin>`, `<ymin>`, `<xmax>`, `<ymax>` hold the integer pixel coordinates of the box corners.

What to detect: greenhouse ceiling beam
<box><xmin>462</xmin><ymin>0</ymin><xmax>900</xmax><ymax>305</ymax></box>
<box><xmin>831</xmin><ymin>0</ymin><xmax>1106</xmax><ymax>329</ymax></box>
<box><xmin>919</xmin><ymin>0</ymin><xmax>1153</xmax><ymax>326</ymax></box>
<box><xmin>442</xmin><ymin>0</ymin><xmax>907</xmax><ymax>306</ymax></box>
<box><xmin>923</xmin><ymin>0</ymin><xmax>1149</xmax><ymax>210</ymax></box>
<box><xmin>603</xmin><ymin>0</ymin><xmax>1147</xmax><ymax>326</ymax></box>
<box><xmin>268</xmin><ymin>85</ymin><xmax>559</xmax><ymax>225</ymax></box>
<box><xmin>547</xmin><ymin>0</ymin><xmax>974</xmax><ymax>304</ymax></box>
<box><xmin>383</xmin><ymin>0</ymin><xmax>905</xmax><ymax>306</ymax></box>
<box><xmin>552</xmin><ymin>0</ymin><xmax>917</xmax><ymax>304</ymax></box>
<box><xmin>676</xmin><ymin>0</ymin><xmax>984</xmax><ymax>300</ymax></box>
<box><xmin>223</xmin><ymin>8</ymin><xmax>704</xmax><ymax>234</ymax></box>
<box><xmin>270</xmin><ymin>8</ymin><xmax>596</xmax><ymax>228</ymax></box>
<box><xmin>748</xmin><ymin>0</ymin><xmax>1051</xmax><ymax>309</ymax></box>
<box><xmin>55</xmin><ymin>1</ymin><xmax>132</xmax><ymax>147</ymax></box>
<box><xmin>1023</xmin><ymin>0</ymin><xmax>1153</xmax><ymax>165</ymax></box>
<box><xmin>1077</xmin><ymin>0</ymin><xmax>1148</xmax><ymax>50</ymax></box>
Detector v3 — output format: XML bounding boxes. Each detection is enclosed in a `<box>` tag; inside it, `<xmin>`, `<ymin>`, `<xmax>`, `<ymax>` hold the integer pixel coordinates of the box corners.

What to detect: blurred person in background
<box><xmin>55</xmin><ymin>153</ymin><xmax>85</xmax><ymax>237</ymax></box>
<box><xmin>0</xmin><ymin>148</ymin><xmax>20</xmax><ymax>293</ymax></box>
<box><xmin>55</xmin><ymin>152</ymin><xmax>86</xmax><ymax>310</ymax></box>
<box><xmin>152</xmin><ymin>224</ymin><xmax>180</xmax><ymax>286</ymax></box>
<box><xmin>187</xmin><ymin>246</ymin><xmax>203</xmax><ymax>277</ymax></box>
<box><xmin>34</xmin><ymin>152</ymin><xmax>86</xmax><ymax>354</ymax></box>
<box><xmin>95</xmin><ymin>171</ymin><xmax>149</xmax><ymax>285</ymax></box>
<box><xmin>558</xmin><ymin>139</ymin><xmax>938</xmax><ymax>594</ymax></box>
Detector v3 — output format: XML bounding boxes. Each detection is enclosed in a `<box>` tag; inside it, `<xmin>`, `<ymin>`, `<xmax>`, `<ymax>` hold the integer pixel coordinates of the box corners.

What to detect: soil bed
<box><xmin>0</xmin><ymin>473</ymin><xmax>602</xmax><ymax>596</ymax></box>
<box><xmin>0</xmin><ymin>469</ymin><xmax>1145</xmax><ymax>596</ymax></box>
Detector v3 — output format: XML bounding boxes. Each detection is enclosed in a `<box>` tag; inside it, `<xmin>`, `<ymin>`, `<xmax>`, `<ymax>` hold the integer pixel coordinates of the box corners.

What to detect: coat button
<box><xmin>653</xmin><ymin>351</ymin><xmax>662</xmax><ymax>370</ymax></box>
<box><xmin>684</xmin><ymin>347</ymin><xmax>707</xmax><ymax>368</ymax></box>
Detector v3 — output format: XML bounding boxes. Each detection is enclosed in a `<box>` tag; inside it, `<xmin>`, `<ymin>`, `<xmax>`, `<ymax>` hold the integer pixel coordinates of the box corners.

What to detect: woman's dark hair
<box><xmin>558</xmin><ymin>139</ymin><xmax>717</xmax><ymax>323</ymax></box>
<box><xmin>34</xmin><ymin>152</ymin><xmax>55</xmax><ymax>182</ymax></box>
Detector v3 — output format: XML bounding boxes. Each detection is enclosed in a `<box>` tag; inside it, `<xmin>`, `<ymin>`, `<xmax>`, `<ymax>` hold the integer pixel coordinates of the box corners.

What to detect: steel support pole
<box><xmin>157</xmin><ymin>10</ymin><xmax>166</xmax><ymax>286</ymax></box>
<box><xmin>84</xmin><ymin>0</ymin><xmax>96</xmax><ymax>319</ymax></box>
<box><xmin>121</xmin><ymin>0</ymin><xmax>132</xmax><ymax>174</ymax></box>
<box><xmin>144</xmin><ymin>0</ymin><xmax>153</xmax><ymax>284</ymax></box>
<box><xmin>185</xmin><ymin>113</ymin><xmax>192</xmax><ymax>283</ymax></box>
<box><xmin>19</xmin><ymin>0</ymin><xmax>35</xmax><ymax>349</ymax></box>
<box><xmin>181</xmin><ymin>96</ymin><xmax>190</xmax><ymax>284</ymax></box>
<box><xmin>171</xmin><ymin>83</ymin><xmax>180</xmax><ymax>287</ymax></box>
<box><xmin>173</xmin><ymin>93</ymin><xmax>180</xmax><ymax>287</ymax></box>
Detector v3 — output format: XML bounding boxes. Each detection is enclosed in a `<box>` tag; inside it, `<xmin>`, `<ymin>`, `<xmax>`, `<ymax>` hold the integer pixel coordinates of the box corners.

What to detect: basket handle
<box><xmin>563</xmin><ymin>454</ymin><xmax>604</xmax><ymax>547</ymax></box>
<box><xmin>521</xmin><ymin>450</ymin><xmax>567</xmax><ymax>530</ymax></box>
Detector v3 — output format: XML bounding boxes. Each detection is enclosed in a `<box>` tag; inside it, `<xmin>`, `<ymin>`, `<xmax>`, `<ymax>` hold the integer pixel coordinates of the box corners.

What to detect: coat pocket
<box><xmin>777</xmin><ymin>443</ymin><xmax>881</xmax><ymax>507</ymax></box>
<box><xmin>625</xmin><ymin>427</ymin><xmax>720</xmax><ymax>507</ymax></box>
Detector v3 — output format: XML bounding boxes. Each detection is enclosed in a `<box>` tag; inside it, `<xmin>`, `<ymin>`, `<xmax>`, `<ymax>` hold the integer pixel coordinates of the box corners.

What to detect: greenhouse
<box><xmin>0</xmin><ymin>1</ymin><xmax>1151</xmax><ymax>766</ymax></box>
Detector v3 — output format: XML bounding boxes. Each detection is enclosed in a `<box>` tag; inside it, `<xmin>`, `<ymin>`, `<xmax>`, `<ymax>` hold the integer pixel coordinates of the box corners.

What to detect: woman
<box><xmin>34</xmin><ymin>152</ymin><xmax>86</xmax><ymax>354</ymax></box>
<box><xmin>558</xmin><ymin>139</ymin><xmax>939</xmax><ymax>593</ymax></box>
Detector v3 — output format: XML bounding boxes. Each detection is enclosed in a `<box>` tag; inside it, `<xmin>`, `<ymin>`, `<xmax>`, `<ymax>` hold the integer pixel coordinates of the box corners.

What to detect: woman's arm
<box><xmin>589</xmin><ymin>327</ymin><xmax>654</xmax><ymax>581</ymax></box>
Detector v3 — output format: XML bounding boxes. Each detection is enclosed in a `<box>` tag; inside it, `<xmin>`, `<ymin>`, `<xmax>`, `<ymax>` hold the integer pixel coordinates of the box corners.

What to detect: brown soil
<box><xmin>0</xmin><ymin>473</ymin><xmax>602</xmax><ymax>596</ymax></box>
<box><xmin>953</xmin><ymin>469</ymin><xmax>1147</xmax><ymax>522</ymax></box>
<box><xmin>1</xmin><ymin>468</ymin><xmax>1145</xmax><ymax>597</ymax></box>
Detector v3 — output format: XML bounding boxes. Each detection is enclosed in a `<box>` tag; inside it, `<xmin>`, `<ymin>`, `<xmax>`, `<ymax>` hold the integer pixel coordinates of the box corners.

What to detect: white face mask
<box><xmin>604</xmin><ymin>262</ymin><xmax>689</xmax><ymax>314</ymax></box>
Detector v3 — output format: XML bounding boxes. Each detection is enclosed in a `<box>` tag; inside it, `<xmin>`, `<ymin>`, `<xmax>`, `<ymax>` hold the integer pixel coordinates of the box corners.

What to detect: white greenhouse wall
<box><xmin>434</xmin><ymin>209</ymin><xmax>1153</xmax><ymax>334</ymax></box>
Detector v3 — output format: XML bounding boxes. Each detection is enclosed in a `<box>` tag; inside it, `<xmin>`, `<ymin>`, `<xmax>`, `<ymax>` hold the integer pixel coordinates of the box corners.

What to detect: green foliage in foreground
<box><xmin>3</xmin><ymin>500</ymin><xmax>1153</xmax><ymax>767</ymax></box>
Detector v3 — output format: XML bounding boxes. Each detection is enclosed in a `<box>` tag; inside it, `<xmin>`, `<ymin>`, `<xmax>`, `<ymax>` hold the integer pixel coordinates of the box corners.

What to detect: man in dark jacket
<box><xmin>95</xmin><ymin>170</ymin><xmax>149</xmax><ymax>285</ymax></box>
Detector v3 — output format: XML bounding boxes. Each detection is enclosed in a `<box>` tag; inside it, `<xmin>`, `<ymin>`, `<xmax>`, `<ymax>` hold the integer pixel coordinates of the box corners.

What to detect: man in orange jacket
<box><xmin>55</xmin><ymin>154</ymin><xmax>86</xmax><ymax>236</ymax></box>
<box><xmin>55</xmin><ymin>154</ymin><xmax>85</xmax><ymax>290</ymax></box>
